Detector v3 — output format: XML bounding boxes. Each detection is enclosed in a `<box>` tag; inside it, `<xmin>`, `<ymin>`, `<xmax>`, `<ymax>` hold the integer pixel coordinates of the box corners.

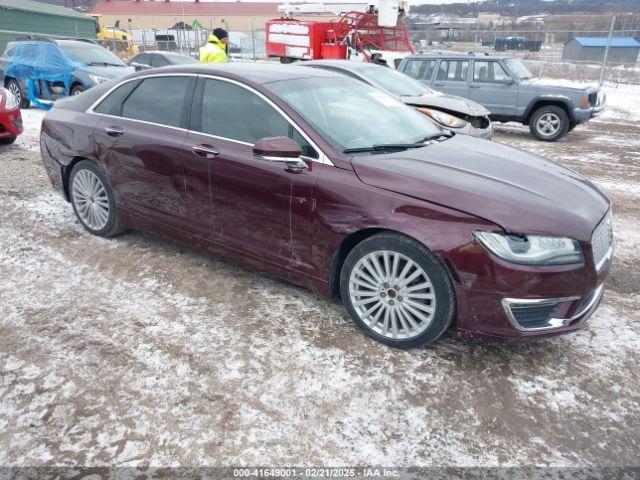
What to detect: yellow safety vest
<box><xmin>199</xmin><ymin>37</ymin><xmax>228</xmax><ymax>63</ymax></box>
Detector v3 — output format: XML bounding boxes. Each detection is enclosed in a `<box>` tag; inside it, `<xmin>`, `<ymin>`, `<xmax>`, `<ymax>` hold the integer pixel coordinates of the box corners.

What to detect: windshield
<box><xmin>356</xmin><ymin>66</ymin><xmax>435</xmax><ymax>98</ymax></box>
<box><xmin>267</xmin><ymin>77</ymin><xmax>443</xmax><ymax>153</ymax></box>
<box><xmin>59</xmin><ymin>44</ymin><xmax>126</xmax><ymax>67</ymax></box>
<box><xmin>504</xmin><ymin>58</ymin><xmax>533</xmax><ymax>80</ymax></box>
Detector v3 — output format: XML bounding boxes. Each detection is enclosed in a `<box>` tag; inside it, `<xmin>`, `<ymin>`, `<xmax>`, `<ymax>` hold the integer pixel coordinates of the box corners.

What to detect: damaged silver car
<box><xmin>302</xmin><ymin>60</ymin><xmax>493</xmax><ymax>139</ymax></box>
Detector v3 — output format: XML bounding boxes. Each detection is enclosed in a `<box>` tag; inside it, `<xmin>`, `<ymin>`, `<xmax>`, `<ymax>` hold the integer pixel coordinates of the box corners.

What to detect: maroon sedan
<box><xmin>0</xmin><ymin>87</ymin><xmax>22</xmax><ymax>145</ymax></box>
<box><xmin>40</xmin><ymin>64</ymin><xmax>613</xmax><ymax>348</ymax></box>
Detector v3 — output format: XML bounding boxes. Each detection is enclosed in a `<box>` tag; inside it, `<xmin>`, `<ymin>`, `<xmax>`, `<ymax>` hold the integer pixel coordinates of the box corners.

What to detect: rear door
<box><xmin>92</xmin><ymin>74</ymin><xmax>195</xmax><ymax>229</ymax></box>
<box><xmin>469</xmin><ymin>60</ymin><xmax>518</xmax><ymax>116</ymax></box>
<box><xmin>432</xmin><ymin>59</ymin><xmax>470</xmax><ymax>98</ymax></box>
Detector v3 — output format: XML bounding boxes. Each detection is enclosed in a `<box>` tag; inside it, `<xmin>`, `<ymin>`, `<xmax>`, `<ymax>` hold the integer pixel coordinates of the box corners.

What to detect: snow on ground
<box><xmin>0</xmin><ymin>85</ymin><xmax>639</xmax><ymax>468</ymax></box>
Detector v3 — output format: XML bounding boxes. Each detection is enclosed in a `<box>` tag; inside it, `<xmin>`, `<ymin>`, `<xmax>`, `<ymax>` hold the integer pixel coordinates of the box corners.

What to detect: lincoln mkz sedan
<box><xmin>40</xmin><ymin>64</ymin><xmax>613</xmax><ymax>348</ymax></box>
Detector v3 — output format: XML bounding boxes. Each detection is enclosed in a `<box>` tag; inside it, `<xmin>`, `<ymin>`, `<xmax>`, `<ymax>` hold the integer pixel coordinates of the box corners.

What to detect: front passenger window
<box><xmin>199</xmin><ymin>79</ymin><xmax>317</xmax><ymax>158</ymax></box>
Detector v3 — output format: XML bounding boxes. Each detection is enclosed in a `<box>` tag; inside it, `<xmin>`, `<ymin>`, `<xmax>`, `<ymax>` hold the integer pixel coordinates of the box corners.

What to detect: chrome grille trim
<box><xmin>592</xmin><ymin>212</ymin><xmax>613</xmax><ymax>272</ymax></box>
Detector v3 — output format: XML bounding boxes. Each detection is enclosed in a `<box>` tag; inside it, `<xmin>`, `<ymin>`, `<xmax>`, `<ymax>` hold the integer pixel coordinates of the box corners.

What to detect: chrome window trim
<box><xmin>86</xmin><ymin>72</ymin><xmax>333</xmax><ymax>166</ymax></box>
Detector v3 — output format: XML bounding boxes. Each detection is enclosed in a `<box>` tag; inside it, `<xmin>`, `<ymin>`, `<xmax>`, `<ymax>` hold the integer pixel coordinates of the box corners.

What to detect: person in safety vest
<box><xmin>199</xmin><ymin>28</ymin><xmax>229</xmax><ymax>63</ymax></box>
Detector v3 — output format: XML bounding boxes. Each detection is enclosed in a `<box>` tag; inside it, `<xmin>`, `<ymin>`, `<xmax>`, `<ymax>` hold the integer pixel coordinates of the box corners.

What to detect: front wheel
<box><xmin>529</xmin><ymin>105</ymin><xmax>569</xmax><ymax>142</ymax></box>
<box><xmin>340</xmin><ymin>232</ymin><xmax>456</xmax><ymax>349</ymax></box>
<box><xmin>69</xmin><ymin>160</ymin><xmax>125</xmax><ymax>237</ymax></box>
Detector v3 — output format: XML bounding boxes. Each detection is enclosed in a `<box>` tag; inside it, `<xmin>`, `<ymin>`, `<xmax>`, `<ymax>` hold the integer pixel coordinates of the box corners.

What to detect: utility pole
<box><xmin>599</xmin><ymin>14</ymin><xmax>615</xmax><ymax>90</ymax></box>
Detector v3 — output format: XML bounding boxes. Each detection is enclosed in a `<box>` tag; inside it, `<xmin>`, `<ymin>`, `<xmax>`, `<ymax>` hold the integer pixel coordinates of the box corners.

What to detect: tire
<box><xmin>6</xmin><ymin>78</ymin><xmax>30</xmax><ymax>109</ymax></box>
<box><xmin>529</xmin><ymin>105</ymin><xmax>569</xmax><ymax>142</ymax></box>
<box><xmin>0</xmin><ymin>136</ymin><xmax>17</xmax><ymax>145</ymax></box>
<box><xmin>70</xmin><ymin>84</ymin><xmax>86</xmax><ymax>96</ymax></box>
<box><xmin>69</xmin><ymin>160</ymin><xmax>125</xmax><ymax>237</ymax></box>
<box><xmin>340</xmin><ymin>232</ymin><xmax>456</xmax><ymax>349</ymax></box>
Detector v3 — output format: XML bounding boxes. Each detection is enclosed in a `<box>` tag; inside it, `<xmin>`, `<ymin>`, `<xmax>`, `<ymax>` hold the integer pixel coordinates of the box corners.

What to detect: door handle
<box><xmin>105</xmin><ymin>126</ymin><xmax>124</xmax><ymax>137</ymax></box>
<box><xmin>434</xmin><ymin>82</ymin><xmax>444</xmax><ymax>86</ymax></box>
<box><xmin>192</xmin><ymin>144</ymin><xmax>219</xmax><ymax>158</ymax></box>
<box><xmin>470</xmin><ymin>84</ymin><xmax>480</xmax><ymax>89</ymax></box>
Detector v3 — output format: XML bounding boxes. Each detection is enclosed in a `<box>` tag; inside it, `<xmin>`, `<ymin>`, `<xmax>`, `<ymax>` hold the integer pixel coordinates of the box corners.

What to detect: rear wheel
<box><xmin>340</xmin><ymin>232</ymin><xmax>455</xmax><ymax>349</ymax></box>
<box><xmin>69</xmin><ymin>160</ymin><xmax>125</xmax><ymax>237</ymax></box>
<box><xmin>529</xmin><ymin>105</ymin><xmax>569</xmax><ymax>142</ymax></box>
<box><xmin>6</xmin><ymin>78</ymin><xmax>30</xmax><ymax>109</ymax></box>
<box><xmin>0</xmin><ymin>136</ymin><xmax>17</xmax><ymax>145</ymax></box>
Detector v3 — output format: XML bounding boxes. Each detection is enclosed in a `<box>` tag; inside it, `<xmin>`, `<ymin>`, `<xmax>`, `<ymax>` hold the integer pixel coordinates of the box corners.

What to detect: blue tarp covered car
<box><xmin>0</xmin><ymin>39</ymin><xmax>134</xmax><ymax>109</ymax></box>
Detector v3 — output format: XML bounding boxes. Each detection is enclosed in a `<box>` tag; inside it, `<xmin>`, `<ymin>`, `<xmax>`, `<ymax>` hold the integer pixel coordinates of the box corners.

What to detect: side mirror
<box><xmin>503</xmin><ymin>77</ymin><xmax>515</xmax><ymax>85</ymax></box>
<box><xmin>131</xmin><ymin>62</ymin><xmax>146</xmax><ymax>71</ymax></box>
<box><xmin>253</xmin><ymin>136</ymin><xmax>307</xmax><ymax>172</ymax></box>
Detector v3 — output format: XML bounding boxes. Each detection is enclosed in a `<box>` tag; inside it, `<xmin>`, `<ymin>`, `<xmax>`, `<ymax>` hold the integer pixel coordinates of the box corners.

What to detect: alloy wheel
<box><xmin>536</xmin><ymin>113</ymin><xmax>561</xmax><ymax>136</ymax></box>
<box><xmin>7</xmin><ymin>82</ymin><xmax>21</xmax><ymax>105</ymax></box>
<box><xmin>348</xmin><ymin>250</ymin><xmax>436</xmax><ymax>340</ymax></box>
<box><xmin>71</xmin><ymin>169</ymin><xmax>110</xmax><ymax>231</ymax></box>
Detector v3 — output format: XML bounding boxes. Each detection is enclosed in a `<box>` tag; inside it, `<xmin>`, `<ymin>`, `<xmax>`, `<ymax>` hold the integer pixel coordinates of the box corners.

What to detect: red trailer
<box><xmin>266</xmin><ymin>11</ymin><xmax>412</xmax><ymax>63</ymax></box>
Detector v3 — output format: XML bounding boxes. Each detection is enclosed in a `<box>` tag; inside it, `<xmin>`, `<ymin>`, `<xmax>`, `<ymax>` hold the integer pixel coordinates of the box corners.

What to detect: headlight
<box><xmin>475</xmin><ymin>231</ymin><xmax>584</xmax><ymax>266</ymax></box>
<box><xmin>1</xmin><ymin>87</ymin><xmax>18</xmax><ymax>109</ymax></box>
<box><xmin>417</xmin><ymin>107</ymin><xmax>468</xmax><ymax>129</ymax></box>
<box><xmin>88</xmin><ymin>74</ymin><xmax>109</xmax><ymax>85</ymax></box>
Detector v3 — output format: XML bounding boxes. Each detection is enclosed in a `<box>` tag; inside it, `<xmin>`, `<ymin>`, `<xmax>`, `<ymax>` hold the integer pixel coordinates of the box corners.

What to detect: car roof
<box><xmin>303</xmin><ymin>60</ymin><xmax>380</xmax><ymax>71</ymax></box>
<box><xmin>405</xmin><ymin>52</ymin><xmax>507</xmax><ymax>61</ymax></box>
<box><xmin>131</xmin><ymin>62</ymin><xmax>342</xmax><ymax>85</ymax></box>
<box><xmin>54</xmin><ymin>39</ymin><xmax>100</xmax><ymax>47</ymax></box>
<box><xmin>143</xmin><ymin>51</ymin><xmax>191</xmax><ymax>57</ymax></box>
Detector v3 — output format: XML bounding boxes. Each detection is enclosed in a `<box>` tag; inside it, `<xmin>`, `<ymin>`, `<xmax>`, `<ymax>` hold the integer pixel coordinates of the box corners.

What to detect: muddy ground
<box><xmin>0</xmin><ymin>108</ymin><xmax>638</xmax><ymax>468</ymax></box>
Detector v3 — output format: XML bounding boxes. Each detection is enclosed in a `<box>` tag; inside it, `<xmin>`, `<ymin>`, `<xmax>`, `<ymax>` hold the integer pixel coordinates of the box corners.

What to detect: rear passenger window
<box><xmin>93</xmin><ymin>80</ymin><xmax>140</xmax><ymax>116</ymax></box>
<box><xmin>403</xmin><ymin>59</ymin><xmax>436</xmax><ymax>80</ymax></box>
<box><xmin>199</xmin><ymin>78</ymin><xmax>318</xmax><ymax>158</ymax></box>
<box><xmin>121</xmin><ymin>76</ymin><xmax>190</xmax><ymax>127</ymax></box>
<box><xmin>436</xmin><ymin>60</ymin><xmax>469</xmax><ymax>82</ymax></box>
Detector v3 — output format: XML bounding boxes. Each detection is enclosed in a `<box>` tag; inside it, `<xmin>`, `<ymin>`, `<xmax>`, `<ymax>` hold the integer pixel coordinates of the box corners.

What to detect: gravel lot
<box><xmin>1</xmin><ymin>88</ymin><xmax>639</xmax><ymax>468</ymax></box>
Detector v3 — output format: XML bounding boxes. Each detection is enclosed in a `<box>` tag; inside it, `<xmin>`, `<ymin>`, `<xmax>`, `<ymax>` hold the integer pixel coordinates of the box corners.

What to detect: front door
<box><xmin>469</xmin><ymin>60</ymin><xmax>519</xmax><ymax>116</ymax></box>
<box><xmin>93</xmin><ymin>75</ymin><xmax>194</xmax><ymax>228</ymax></box>
<box><xmin>432</xmin><ymin>59</ymin><xmax>470</xmax><ymax>98</ymax></box>
<box><xmin>183</xmin><ymin>76</ymin><xmax>318</xmax><ymax>270</ymax></box>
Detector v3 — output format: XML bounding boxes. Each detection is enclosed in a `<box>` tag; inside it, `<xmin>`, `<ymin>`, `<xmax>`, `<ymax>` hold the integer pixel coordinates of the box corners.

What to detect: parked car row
<box><xmin>39</xmin><ymin>63</ymin><xmax>613</xmax><ymax>348</ymax></box>
<box><xmin>1</xmin><ymin>36</ymin><xmax>606</xmax><ymax>142</ymax></box>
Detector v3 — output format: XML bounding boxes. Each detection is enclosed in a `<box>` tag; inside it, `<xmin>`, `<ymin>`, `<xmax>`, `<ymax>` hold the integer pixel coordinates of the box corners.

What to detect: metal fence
<box><xmin>128</xmin><ymin>28</ymin><xmax>266</xmax><ymax>61</ymax></box>
<box><xmin>1</xmin><ymin>26</ymin><xmax>639</xmax><ymax>85</ymax></box>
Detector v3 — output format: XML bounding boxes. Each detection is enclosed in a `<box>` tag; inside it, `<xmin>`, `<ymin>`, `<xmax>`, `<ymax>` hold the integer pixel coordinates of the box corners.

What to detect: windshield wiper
<box><xmin>415</xmin><ymin>130</ymin><xmax>455</xmax><ymax>143</ymax></box>
<box><xmin>343</xmin><ymin>143</ymin><xmax>427</xmax><ymax>154</ymax></box>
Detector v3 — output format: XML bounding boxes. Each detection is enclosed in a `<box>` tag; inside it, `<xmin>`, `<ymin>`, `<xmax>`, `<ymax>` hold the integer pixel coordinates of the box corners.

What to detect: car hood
<box><xmin>351</xmin><ymin>135</ymin><xmax>609</xmax><ymax>241</ymax></box>
<box><xmin>78</xmin><ymin>65</ymin><xmax>135</xmax><ymax>79</ymax></box>
<box><xmin>520</xmin><ymin>78</ymin><xmax>598</xmax><ymax>94</ymax></box>
<box><xmin>401</xmin><ymin>93</ymin><xmax>490</xmax><ymax>117</ymax></box>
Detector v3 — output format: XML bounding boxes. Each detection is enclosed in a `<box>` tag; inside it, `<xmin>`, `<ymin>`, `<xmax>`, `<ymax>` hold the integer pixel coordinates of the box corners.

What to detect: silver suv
<box><xmin>398</xmin><ymin>53</ymin><xmax>605</xmax><ymax>141</ymax></box>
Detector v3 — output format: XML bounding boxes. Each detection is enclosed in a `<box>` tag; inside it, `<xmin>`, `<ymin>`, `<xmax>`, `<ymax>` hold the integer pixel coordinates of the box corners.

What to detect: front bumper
<box><xmin>454</xmin><ymin>121</ymin><xmax>494</xmax><ymax>140</ymax></box>
<box><xmin>450</xmin><ymin>217</ymin><xmax>612</xmax><ymax>341</ymax></box>
<box><xmin>573</xmin><ymin>92</ymin><xmax>606</xmax><ymax>124</ymax></box>
<box><xmin>0</xmin><ymin>108</ymin><xmax>23</xmax><ymax>139</ymax></box>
